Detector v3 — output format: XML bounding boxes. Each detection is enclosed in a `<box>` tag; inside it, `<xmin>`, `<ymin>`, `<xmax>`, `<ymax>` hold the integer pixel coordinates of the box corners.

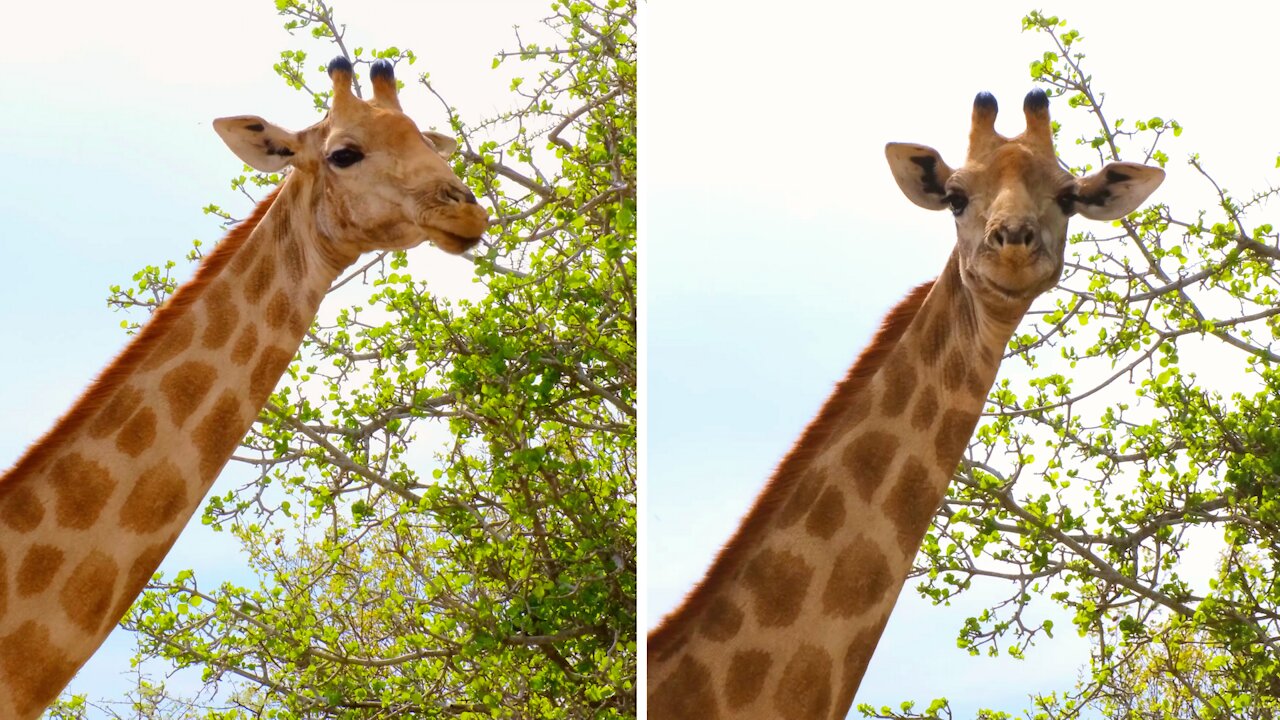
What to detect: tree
<box><xmin>53</xmin><ymin>0</ymin><xmax>635</xmax><ymax>717</ymax></box>
<box><xmin>861</xmin><ymin>11</ymin><xmax>1280</xmax><ymax>720</ymax></box>
<box><xmin>1096</xmin><ymin>622</ymin><xmax>1280</xmax><ymax>720</ymax></box>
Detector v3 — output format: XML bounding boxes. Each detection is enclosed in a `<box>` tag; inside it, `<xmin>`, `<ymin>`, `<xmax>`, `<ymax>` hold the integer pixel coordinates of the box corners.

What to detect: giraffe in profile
<box><xmin>648</xmin><ymin>89</ymin><xmax>1164</xmax><ymax>719</ymax></box>
<box><xmin>0</xmin><ymin>56</ymin><xmax>487</xmax><ymax>718</ymax></box>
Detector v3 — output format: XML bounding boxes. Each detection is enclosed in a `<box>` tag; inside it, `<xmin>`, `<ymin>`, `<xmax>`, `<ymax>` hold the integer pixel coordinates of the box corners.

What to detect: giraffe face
<box><xmin>212</xmin><ymin>57</ymin><xmax>488</xmax><ymax>257</ymax></box>
<box><xmin>939</xmin><ymin>139</ymin><xmax>1077</xmax><ymax>303</ymax></box>
<box><xmin>886</xmin><ymin>91</ymin><xmax>1164</xmax><ymax>308</ymax></box>
<box><xmin>310</xmin><ymin>106</ymin><xmax>488</xmax><ymax>255</ymax></box>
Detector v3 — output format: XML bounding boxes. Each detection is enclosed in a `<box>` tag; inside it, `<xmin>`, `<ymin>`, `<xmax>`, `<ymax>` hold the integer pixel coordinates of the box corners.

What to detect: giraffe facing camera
<box><xmin>648</xmin><ymin>90</ymin><xmax>1164</xmax><ymax>720</ymax></box>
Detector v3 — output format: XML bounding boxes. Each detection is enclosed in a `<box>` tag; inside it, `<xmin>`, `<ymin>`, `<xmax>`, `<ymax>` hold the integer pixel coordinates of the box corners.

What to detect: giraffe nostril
<box><xmin>989</xmin><ymin>225</ymin><xmax>1035</xmax><ymax>247</ymax></box>
<box><xmin>444</xmin><ymin>185</ymin><xmax>477</xmax><ymax>206</ymax></box>
<box><xmin>1008</xmin><ymin>226</ymin><xmax>1035</xmax><ymax>246</ymax></box>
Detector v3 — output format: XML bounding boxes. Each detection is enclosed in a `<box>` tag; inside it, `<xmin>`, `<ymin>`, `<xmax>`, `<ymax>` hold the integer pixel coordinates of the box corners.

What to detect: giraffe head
<box><xmin>886</xmin><ymin>90</ymin><xmax>1163</xmax><ymax>309</ymax></box>
<box><xmin>212</xmin><ymin>57</ymin><xmax>487</xmax><ymax>258</ymax></box>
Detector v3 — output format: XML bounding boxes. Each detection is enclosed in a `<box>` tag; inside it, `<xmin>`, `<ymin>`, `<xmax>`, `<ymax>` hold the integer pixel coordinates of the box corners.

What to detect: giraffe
<box><xmin>0</xmin><ymin>57</ymin><xmax>487</xmax><ymax>718</ymax></box>
<box><xmin>647</xmin><ymin>90</ymin><xmax>1164</xmax><ymax>719</ymax></box>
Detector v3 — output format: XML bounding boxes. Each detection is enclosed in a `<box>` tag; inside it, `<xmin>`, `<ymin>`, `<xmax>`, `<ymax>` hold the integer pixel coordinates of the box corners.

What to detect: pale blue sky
<box><xmin>644</xmin><ymin>1</ymin><xmax>1280</xmax><ymax>716</ymax></box>
<box><xmin>1</xmin><ymin>0</ymin><xmax>546</xmax><ymax>712</ymax></box>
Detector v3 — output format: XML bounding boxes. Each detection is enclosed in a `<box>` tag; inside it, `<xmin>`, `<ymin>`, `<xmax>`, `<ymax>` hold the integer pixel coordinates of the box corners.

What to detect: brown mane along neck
<box><xmin>0</xmin><ymin>185</ymin><xmax>283</xmax><ymax>485</ymax></box>
<box><xmin>649</xmin><ymin>278</ymin><xmax>936</xmax><ymax>656</ymax></box>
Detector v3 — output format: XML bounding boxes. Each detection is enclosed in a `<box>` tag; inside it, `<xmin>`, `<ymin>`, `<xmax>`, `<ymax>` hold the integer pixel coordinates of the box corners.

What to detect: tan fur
<box><xmin>0</xmin><ymin>59</ymin><xmax>488</xmax><ymax>718</ymax></box>
<box><xmin>648</xmin><ymin>91</ymin><xmax>1163</xmax><ymax>719</ymax></box>
<box><xmin>648</xmin><ymin>281</ymin><xmax>934</xmax><ymax>659</ymax></box>
<box><xmin>0</xmin><ymin>189</ymin><xmax>280</xmax><ymax>488</ymax></box>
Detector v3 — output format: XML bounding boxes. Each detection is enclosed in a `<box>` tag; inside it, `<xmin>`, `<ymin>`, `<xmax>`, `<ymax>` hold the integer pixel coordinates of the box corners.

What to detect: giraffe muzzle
<box><xmin>986</xmin><ymin>222</ymin><xmax>1037</xmax><ymax>248</ymax></box>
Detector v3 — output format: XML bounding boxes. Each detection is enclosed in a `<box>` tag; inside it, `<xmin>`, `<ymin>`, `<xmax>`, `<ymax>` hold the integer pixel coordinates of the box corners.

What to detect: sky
<box><xmin>644</xmin><ymin>1</ymin><xmax>1280</xmax><ymax>717</ymax></box>
<box><xmin>0</xmin><ymin>0</ymin><xmax>547</xmax><ymax>712</ymax></box>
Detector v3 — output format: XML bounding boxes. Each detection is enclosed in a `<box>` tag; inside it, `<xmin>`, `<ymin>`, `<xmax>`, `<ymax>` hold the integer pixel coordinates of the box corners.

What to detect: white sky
<box><xmin>0</xmin><ymin>0</ymin><xmax>548</xmax><ymax>711</ymax></box>
<box><xmin>644</xmin><ymin>1</ymin><xmax>1280</xmax><ymax>717</ymax></box>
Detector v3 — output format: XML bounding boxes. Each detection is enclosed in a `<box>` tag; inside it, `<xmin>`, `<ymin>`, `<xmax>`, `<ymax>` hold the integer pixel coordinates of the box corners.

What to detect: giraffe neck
<box><xmin>649</xmin><ymin>252</ymin><xmax>1028</xmax><ymax>720</ymax></box>
<box><xmin>0</xmin><ymin>174</ymin><xmax>346</xmax><ymax>718</ymax></box>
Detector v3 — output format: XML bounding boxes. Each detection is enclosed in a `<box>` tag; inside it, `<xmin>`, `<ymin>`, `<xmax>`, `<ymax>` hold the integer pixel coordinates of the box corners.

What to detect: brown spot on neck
<box><xmin>138</xmin><ymin>314</ymin><xmax>196</xmax><ymax>372</ymax></box>
<box><xmin>0</xmin><ymin>621</ymin><xmax>79</xmax><ymax>718</ymax></box>
<box><xmin>911</xmin><ymin>384</ymin><xmax>939</xmax><ymax>431</ymax></box>
<box><xmin>111</xmin><ymin>538</ymin><xmax>174</xmax><ymax>623</ymax></box>
<box><xmin>194</xmin><ymin>391</ymin><xmax>245</xmax><ymax>480</ymax></box>
<box><xmin>832</xmin><ymin>625</ymin><xmax>883</xmax><ymax>716</ymax></box>
<box><xmin>266</xmin><ymin>290</ymin><xmax>295</xmax><ymax>329</ymax></box>
<box><xmin>821</xmin><ymin>537</ymin><xmax>892</xmax><ymax>618</ymax></box>
<box><xmin>920</xmin><ymin>309</ymin><xmax>953</xmax><ymax>363</ymax></box>
<box><xmin>0</xmin><ymin>186</ymin><xmax>283</xmax><ymax>489</ymax></box>
<box><xmin>842</xmin><ymin>431</ymin><xmax>899</xmax><ymax>501</ymax></box>
<box><xmin>161</xmin><ymin>361</ymin><xmax>217</xmax><ymax>426</ymax></box>
<box><xmin>244</xmin><ymin>253</ymin><xmax>278</xmax><ymax>304</ymax></box>
<box><xmin>880</xmin><ymin>361</ymin><xmax>916</xmax><ymax>417</ymax></box>
<box><xmin>804</xmin><ymin>485</ymin><xmax>846</xmax><ymax>539</ymax></box>
<box><xmin>88</xmin><ymin>385</ymin><xmax>144</xmax><ymax>439</ymax></box>
<box><xmin>202</xmin><ymin>283</ymin><xmax>239</xmax><ymax>349</ymax></box>
<box><xmin>60</xmin><ymin>551</ymin><xmax>120</xmax><ymax>634</ymax></box>
<box><xmin>282</xmin><ymin>239</ymin><xmax>306</xmax><ymax>281</ymax></box>
<box><xmin>966</xmin><ymin>367</ymin><xmax>990</xmax><ymax>399</ymax></box>
<box><xmin>0</xmin><ymin>484</ymin><xmax>44</xmax><ymax>533</ymax></box>
<box><xmin>47</xmin><ymin>453</ymin><xmax>116</xmax><ymax>530</ymax></box>
<box><xmin>649</xmin><ymin>655</ymin><xmax>721</xmax><ymax>720</ymax></box>
<box><xmin>115</xmin><ymin>406</ymin><xmax>158</xmax><ymax>457</ymax></box>
<box><xmin>229</xmin><ymin>224</ymin><xmax>263</xmax><ymax>274</ymax></box>
<box><xmin>725</xmin><ymin>649</ymin><xmax>772</xmax><ymax>709</ymax></box>
<box><xmin>775</xmin><ymin>467</ymin><xmax>826</xmax><ymax>529</ymax></box>
<box><xmin>231</xmin><ymin>324</ymin><xmax>259</xmax><ymax>366</ymax></box>
<box><xmin>16</xmin><ymin>545</ymin><xmax>64</xmax><ymax>597</ymax></box>
<box><xmin>698</xmin><ymin>596</ymin><xmax>744</xmax><ymax>642</ymax></box>
<box><xmin>773</xmin><ymin>644</ymin><xmax>834</xmax><ymax>720</ymax></box>
<box><xmin>251</xmin><ymin>346</ymin><xmax>295</xmax><ymax>399</ymax></box>
<box><xmin>935</xmin><ymin>408</ymin><xmax>978</xmax><ymax>470</ymax></box>
<box><xmin>120</xmin><ymin>461</ymin><xmax>187</xmax><ymax>533</ymax></box>
<box><xmin>743</xmin><ymin>546</ymin><xmax>814</xmax><ymax>627</ymax></box>
<box><xmin>884</xmin><ymin>456</ymin><xmax>943</xmax><ymax>554</ymax></box>
<box><xmin>941</xmin><ymin>347</ymin><xmax>968</xmax><ymax>390</ymax></box>
<box><xmin>649</xmin><ymin>281</ymin><xmax>935</xmax><ymax>656</ymax></box>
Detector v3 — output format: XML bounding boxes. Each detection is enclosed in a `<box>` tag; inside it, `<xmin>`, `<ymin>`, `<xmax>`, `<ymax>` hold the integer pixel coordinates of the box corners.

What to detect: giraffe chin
<box><xmin>965</xmin><ymin>260</ymin><xmax>1061</xmax><ymax>304</ymax></box>
<box><xmin>964</xmin><ymin>242</ymin><xmax>1062</xmax><ymax>300</ymax></box>
<box><xmin>424</xmin><ymin>226</ymin><xmax>483</xmax><ymax>254</ymax></box>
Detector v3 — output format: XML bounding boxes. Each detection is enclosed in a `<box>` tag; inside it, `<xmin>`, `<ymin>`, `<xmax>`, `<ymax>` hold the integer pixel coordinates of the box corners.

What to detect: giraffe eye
<box><xmin>945</xmin><ymin>192</ymin><xmax>968</xmax><ymax>216</ymax></box>
<box><xmin>327</xmin><ymin>147</ymin><xmax>365</xmax><ymax>168</ymax></box>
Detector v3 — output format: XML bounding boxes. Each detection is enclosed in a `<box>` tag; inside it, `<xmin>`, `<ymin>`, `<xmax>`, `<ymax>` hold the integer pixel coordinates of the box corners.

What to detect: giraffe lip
<box><xmin>970</xmin><ymin>245</ymin><xmax>1056</xmax><ymax>298</ymax></box>
<box><xmin>966</xmin><ymin>265</ymin><xmax>1037</xmax><ymax>301</ymax></box>
<box><xmin>425</xmin><ymin>226</ymin><xmax>482</xmax><ymax>253</ymax></box>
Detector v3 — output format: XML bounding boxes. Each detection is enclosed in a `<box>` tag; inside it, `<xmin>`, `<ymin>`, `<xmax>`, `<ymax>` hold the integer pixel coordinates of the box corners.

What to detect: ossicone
<box><xmin>327</xmin><ymin>56</ymin><xmax>354</xmax><ymax>78</ymax></box>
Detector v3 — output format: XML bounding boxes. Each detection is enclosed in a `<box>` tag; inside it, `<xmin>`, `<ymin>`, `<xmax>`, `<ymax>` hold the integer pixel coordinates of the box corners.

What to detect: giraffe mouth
<box><xmin>969</xmin><ymin>257</ymin><xmax>1060</xmax><ymax>302</ymax></box>
<box><xmin>417</xmin><ymin>200</ymin><xmax>488</xmax><ymax>254</ymax></box>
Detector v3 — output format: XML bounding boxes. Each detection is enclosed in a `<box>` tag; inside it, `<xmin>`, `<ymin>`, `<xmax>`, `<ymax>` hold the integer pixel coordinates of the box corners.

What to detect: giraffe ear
<box><xmin>422</xmin><ymin>130</ymin><xmax>459</xmax><ymax>159</ymax></box>
<box><xmin>213</xmin><ymin>116</ymin><xmax>300</xmax><ymax>172</ymax></box>
<box><xmin>1071</xmin><ymin>162</ymin><xmax>1165</xmax><ymax>221</ymax></box>
<box><xmin>885</xmin><ymin>143</ymin><xmax>954</xmax><ymax>211</ymax></box>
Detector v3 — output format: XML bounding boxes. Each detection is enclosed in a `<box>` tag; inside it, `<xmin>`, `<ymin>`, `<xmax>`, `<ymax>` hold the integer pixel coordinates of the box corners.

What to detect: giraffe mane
<box><xmin>0</xmin><ymin>185</ymin><xmax>284</xmax><ymax>484</ymax></box>
<box><xmin>648</xmin><ymin>278</ymin><xmax>936</xmax><ymax>657</ymax></box>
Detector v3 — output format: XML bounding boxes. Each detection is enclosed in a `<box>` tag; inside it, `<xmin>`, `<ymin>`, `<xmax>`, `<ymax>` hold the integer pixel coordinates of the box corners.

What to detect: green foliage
<box><xmin>80</xmin><ymin>0</ymin><xmax>634</xmax><ymax>717</ymax></box>
<box><xmin>867</xmin><ymin>11</ymin><xmax>1280</xmax><ymax>720</ymax></box>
